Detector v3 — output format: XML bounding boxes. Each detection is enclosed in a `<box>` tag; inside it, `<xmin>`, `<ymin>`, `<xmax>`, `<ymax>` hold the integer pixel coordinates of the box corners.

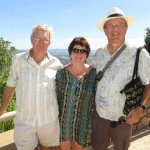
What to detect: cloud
<box><xmin>87</xmin><ymin>38</ymin><xmax>107</xmax><ymax>50</ymax></box>
<box><xmin>12</xmin><ymin>39</ymin><xmax>31</xmax><ymax>50</ymax></box>
<box><xmin>63</xmin><ymin>38</ymin><xmax>73</xmax><ymax>42</ymax></box>
<box><xmin>89</xmin><ymin>38</ymin><xmax>145</xmax><ymax>50</ymax></box>
<box><xmin>12</xmin><ymin>37</ymin><xmax>145</xmax><ymax>50</ymax></box>
<box><xmin>87</xmin><ymin>38</ymin><xmax>105</xmax><ymax>42</ymax></box>
<box><xmin>126</xmin><ymin>38</ymin><xmax>145</xmax><ymax>47</ymax></box>
<box><xmin>51</xmin><ymin>37</ymin><xmax>107</xmax><ymax>50</ymax></box>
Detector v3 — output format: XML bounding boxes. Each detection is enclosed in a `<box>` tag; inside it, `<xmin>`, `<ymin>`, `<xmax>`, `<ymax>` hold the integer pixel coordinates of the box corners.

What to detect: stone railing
<box><xmin>132</xmin><ymin>106</ymin><xmax>150</xmax><ymax>131</ymax></box>
<box><xmin>0</xmin><ymin>111</ymin><xmax>16</xmax><ymax>122</ymax></box>
<box><xmin>0</xmin><ymin>108</ymin><xmax>150</xmax><ymax>131</ymax></box>
<box><xmin>0</xmin><ymin>107</ymin><xmax>150</xmax><ymax>131</ymax></box>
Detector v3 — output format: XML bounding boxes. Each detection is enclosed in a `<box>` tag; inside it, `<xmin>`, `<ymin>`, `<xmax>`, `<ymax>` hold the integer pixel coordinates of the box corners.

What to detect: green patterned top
<box><xmin>56</xmin><ymin>67</ymin><xmax>96</xmax><ymax>146</ymax></box>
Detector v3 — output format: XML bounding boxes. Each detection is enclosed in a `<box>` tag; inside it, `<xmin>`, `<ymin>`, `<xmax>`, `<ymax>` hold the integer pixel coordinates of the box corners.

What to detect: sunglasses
<box><xmin>110</xmin><ymin>116</ymin><xmax>126</xmax><ymax>128</ymax></box>
<box><xmin>72</xmin><ymin>48</ymin><xmax>87</xmax><ymax>54</ymax></box>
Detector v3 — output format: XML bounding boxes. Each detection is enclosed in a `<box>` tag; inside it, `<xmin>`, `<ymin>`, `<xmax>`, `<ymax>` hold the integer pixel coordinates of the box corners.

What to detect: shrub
<box><xmin>144</xmin><ymin>27</ymin><xmax>150</xmax><ymax>54</ymax></box>
<box><xmin>0</xmin><ymin>37</ymin><xmax>16</xmax><ymax>132</ymax></box>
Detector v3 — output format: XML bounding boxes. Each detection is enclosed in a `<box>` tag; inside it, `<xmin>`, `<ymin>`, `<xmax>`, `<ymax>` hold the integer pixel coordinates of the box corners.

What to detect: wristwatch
<box><xmin>139</xmin><ymin>104</ymin><xmax>146</xmax><ymax>113</ymax></box>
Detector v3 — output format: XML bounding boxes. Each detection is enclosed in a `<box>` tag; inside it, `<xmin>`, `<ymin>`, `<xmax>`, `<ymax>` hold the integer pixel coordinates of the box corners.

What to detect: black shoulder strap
<box><xmin>132</xmin><ymin>47</ymin><xmax>143</xmax><ymax>79</ymax></box>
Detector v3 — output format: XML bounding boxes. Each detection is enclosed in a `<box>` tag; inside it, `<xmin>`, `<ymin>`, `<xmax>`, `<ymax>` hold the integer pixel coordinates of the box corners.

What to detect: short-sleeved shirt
<box><xmin>92</xmin><ymin>43</ymin><xmax>150</xmax><ymax>121</ymax></box>
<box><xmin>7</xmin><ymin>50</ymin><xmax>63</xmax><ymax>127</ymax></box>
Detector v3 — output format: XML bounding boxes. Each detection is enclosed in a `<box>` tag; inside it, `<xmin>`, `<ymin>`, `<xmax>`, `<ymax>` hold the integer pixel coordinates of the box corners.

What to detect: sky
<box><xmin>0</xmin><ymin>0</ymin><xmax>150</xmax><ymax>50</ymax></box>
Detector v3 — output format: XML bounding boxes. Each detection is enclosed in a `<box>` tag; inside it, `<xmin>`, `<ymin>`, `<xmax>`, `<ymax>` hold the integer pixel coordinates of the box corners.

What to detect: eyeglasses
<box><xmin>35</xmin><ymin>36</ymin><xmax>49</xmax><ymax>43</ymax></box>
<box><xmin>106</xmin><ymin>23</ymin><xmax>125</xmax><ymax>29</ymax></box>
<box><xmin>110</xmin><ymin>116</ymin><xmax>126</xmax><ymax>128</ymax></box>
<box><xmin>72</xmin><ymin>48</ymin><xmax>88</xmax><ymax>54</ymax></box>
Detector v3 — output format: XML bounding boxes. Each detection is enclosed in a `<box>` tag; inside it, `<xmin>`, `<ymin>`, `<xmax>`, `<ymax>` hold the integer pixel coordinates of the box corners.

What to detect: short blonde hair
<box><xmin>31</xmin><ymin>23</ymin><xmax>53</xmax><ymax>42</ymax></box>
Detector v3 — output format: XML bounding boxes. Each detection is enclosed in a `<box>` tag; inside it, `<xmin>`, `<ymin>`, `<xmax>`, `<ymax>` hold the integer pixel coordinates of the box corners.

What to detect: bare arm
<box><xmin>140</xmin><ymin>83</ymin><xmax>150</xmax><ymax>107</ymax></box>
<box><xmin>126</xmin><ymin>83</ymin><xmax>150</xmax><ymax>125</ymax></box>
<box><xmin>0</xmin><ymin>86</ymin><xmax>16</xmax><ymax>116</ymax></box>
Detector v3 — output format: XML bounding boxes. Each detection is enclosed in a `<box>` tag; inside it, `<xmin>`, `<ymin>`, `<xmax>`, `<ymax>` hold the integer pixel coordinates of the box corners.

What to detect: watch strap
<box><xmin>140</xmin><ymin>104</ymin><xmax>146</xmax><ymax>112</ymax></box>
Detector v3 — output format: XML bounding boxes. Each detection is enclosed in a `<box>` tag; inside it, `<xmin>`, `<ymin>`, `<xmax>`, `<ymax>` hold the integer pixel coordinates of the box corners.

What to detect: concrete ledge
<box><xmin>0</xmin><ymin>143</ymin><xmax>16</xmax><ymax>150</ymax></box>
<box><xmin>0</xmin><ymin>129</ymin><xmax>16</xmax><ymax>150</ymax></box>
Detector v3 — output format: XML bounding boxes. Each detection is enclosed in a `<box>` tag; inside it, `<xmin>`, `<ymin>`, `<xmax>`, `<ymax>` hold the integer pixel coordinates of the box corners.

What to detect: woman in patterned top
<box><xmin>56</xmin><ymin>37</ymin><xmax>96</xmax><ymax>150</ymax></box>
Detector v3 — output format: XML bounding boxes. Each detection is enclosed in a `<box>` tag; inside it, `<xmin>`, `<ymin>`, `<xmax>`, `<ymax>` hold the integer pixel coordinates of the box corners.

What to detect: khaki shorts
<box><xmin>14</xmin><ymin>116</ymin><xmax>60</xmax><ymax>150</ymax></box>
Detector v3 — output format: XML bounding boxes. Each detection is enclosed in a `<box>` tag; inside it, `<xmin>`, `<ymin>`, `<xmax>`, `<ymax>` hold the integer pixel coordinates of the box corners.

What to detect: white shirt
<box><xmin>7</xmin><ymin>51</ymin><xmax>63</xmax><ymax>127</ymax></box>
<box><xmin>92</xmin><ymin>43</ymin><xmax>150</xmax><ymax>121</ymax></box>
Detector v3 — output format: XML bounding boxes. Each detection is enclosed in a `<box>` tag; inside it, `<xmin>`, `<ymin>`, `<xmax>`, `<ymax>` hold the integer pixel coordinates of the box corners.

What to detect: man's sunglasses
<box><xmin>72</xmin><ymin>48</ymin><xmax>88</xmax><ymax>54</ymax></box>
<box><xmin>110</xmin><ymin>116</ymin><xmax>126</xmax><ymax>128</ymax></box>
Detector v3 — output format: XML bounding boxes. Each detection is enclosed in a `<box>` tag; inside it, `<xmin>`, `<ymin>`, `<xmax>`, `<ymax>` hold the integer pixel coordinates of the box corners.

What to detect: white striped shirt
<box><xmin>7</xmin><ymin>51</ymin><xmax>63</xmax><ymax>127</ymax></box>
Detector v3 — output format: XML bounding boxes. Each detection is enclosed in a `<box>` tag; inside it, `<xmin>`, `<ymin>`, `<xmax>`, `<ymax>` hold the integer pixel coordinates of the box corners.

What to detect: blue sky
<box><xmin>1</xmin><ymin>0</ymin><xmax>150</xmax><ymax>50</ymax></box>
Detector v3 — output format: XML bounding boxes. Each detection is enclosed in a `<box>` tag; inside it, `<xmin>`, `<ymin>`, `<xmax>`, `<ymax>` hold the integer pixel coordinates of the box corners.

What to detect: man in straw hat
<box><xmin>91</xmin><ymin>7</ymin><xmax>150</xmax><ymax>150</ymax></box>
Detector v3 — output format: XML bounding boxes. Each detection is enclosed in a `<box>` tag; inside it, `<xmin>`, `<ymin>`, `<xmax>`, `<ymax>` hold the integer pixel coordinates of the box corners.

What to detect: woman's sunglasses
<box><xmin>72</xmin><ymin>48</ymin><xmax>87</xmax><ymax>54</ymax></box>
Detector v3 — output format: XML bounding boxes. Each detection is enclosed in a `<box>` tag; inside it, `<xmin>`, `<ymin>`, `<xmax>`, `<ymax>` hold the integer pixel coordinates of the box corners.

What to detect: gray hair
<box><xmin>31</xmin><ymin>23</ymin><xmax>53</xmax><ymax>42</ymax></box>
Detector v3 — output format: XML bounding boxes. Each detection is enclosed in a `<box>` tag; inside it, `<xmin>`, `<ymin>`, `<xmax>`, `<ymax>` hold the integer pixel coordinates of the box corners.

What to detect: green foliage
<box><xmin>144</xmin><ymin>28</ymin><xmax>150</xmax><ymax>54</ymax></box>
<box><xmin>0</xmin><ymin>37</ymin><xmax>16</xmax><ymax>132</ymax></box>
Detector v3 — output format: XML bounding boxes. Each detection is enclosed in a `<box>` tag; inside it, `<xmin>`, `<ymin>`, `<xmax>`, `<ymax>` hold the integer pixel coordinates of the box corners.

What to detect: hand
<box><xmin>125</xmin><ymin>107</ymin><xmax>143</xmax><ymax>125</ymax></box>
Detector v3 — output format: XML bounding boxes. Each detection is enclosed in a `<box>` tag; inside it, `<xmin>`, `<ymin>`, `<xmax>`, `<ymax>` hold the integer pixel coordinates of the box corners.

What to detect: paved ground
<box><xmin>84</xmin><ymin>125</ymin><xmax>150</xmax><ymax>150</ymax></box>
<box><xmin>128</xmin><ymin>126</ymin><xmax>150</xmax><ymax>150</ymax></box>
<box><xmin>1</xmin><ymin>126</ymin><xmax>150</xmax><ymax>150</ymax></box>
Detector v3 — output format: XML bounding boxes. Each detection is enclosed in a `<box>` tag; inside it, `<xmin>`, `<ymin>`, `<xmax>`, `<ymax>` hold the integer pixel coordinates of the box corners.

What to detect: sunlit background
<box><xmin>1</xmin><ymin>0</ymin><xmax>150</xmax><ymax>50</ymax></box>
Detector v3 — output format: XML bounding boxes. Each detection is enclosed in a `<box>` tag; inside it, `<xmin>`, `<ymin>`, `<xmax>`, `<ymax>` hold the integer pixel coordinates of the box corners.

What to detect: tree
<box><xmin>0</xmin><ymin>37</ymin><xmax>17</xmax><ymax>132</ymax></box>
<box><xmin>144</xmin><ymin>27</ymin><xmax>150</xmax><ymax>54</ymax></box>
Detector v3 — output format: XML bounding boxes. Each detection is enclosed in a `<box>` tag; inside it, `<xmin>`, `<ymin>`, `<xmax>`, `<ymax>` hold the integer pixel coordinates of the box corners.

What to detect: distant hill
<box><xmin>48</xmin><ymin>49</ymin><xmax>97</xmax><ymax>55</ymax></box>
<box><xmin>15</xmin><ymin>49</ymin><xmax>96</xmax><ymax>65</ymax></box>
<box><xmin>16</xmin><ymin>49</ymin><xmax>96</xmax><ymax>55</ymax></box>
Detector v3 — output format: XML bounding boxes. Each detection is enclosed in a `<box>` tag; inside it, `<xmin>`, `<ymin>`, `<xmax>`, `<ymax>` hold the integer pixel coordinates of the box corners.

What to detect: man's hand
<box><xmin>125</xmin><ymin>107</ymin><xmax>143</xmax><ymax>125</ymax></box>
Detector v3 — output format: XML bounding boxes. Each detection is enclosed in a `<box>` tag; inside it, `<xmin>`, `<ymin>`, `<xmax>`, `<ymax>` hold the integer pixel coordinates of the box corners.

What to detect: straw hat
<box><xmin>97</xmin><ymin>7</ymin><xmax>135</xmax><ymax>31</ymax></box>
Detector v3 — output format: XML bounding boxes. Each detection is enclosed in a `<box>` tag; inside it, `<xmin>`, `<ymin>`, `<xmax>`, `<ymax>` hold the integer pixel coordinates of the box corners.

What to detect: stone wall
<box><xmin>132</xmin><ymin>106</ymin><xmax>150</xmax><ymax>131</ymax></box>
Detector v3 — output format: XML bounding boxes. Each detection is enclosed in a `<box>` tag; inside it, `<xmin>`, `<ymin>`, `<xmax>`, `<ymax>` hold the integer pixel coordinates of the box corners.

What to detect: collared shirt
<box><xmin>7</xmin><ymin>50</ymin><xmax>63</xmax><ymax>127</ymax></box>
<box><xmin>92</xmin><ymin>43</ymin><xmax>150</xmax><ymax>121</ymax></box>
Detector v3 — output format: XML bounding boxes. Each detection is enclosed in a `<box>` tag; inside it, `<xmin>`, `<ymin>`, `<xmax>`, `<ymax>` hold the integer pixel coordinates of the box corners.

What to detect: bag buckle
<box><xmin>96</xmin><ymin>71</ymin><xmax>103</xmax><ymax>81</ymax></box>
